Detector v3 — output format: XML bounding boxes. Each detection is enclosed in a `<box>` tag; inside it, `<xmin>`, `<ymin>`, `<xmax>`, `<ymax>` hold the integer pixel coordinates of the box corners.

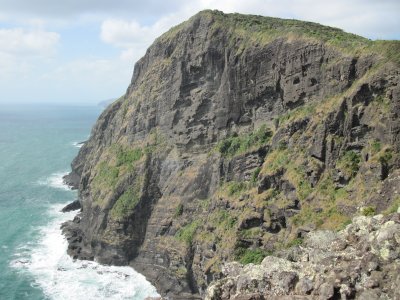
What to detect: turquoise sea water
<box><xmin>0</xmin><ymin>104</ymin><xmax>158</xmax><ymax>300</ymax></box>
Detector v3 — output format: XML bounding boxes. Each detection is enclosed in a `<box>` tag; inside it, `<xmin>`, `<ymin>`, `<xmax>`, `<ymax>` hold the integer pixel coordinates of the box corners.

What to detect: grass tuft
<box><xmin>217</xmin><ymin>125</ymin><xmax>272</xmax><ymax>157</ymax></box>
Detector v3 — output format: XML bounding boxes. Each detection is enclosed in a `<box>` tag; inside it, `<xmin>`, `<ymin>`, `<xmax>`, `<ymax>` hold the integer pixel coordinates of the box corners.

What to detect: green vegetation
<box><xmin>286</xmin><ymin>165</ymin><xmax>313</xmax><ymax>201</ymax></box>
<box><xmin>111</xmin><ymin>182</ymin><xmax>140</xmax><ymax>220</ymax></box>
<box><xmin>239</xmin><ymin>227</ymin><xmax>263</xmax><ymax>239</ymax></box>
<box><xmin>110</xmin><ymin>184</ymin><xmax>141</xmax><ymax>220</ymax></box>
<box><xmin>337</xmin><ymin>219</ymin><xmax>352</xmax><ymax>231</ymax></box>
<box><xmin>174</xmin><ymin>266</ymin><xmax>187</xmax><ymax>278</ymax></box>
<box><xmin>292</xmin><ymin>204</ymin><xmax>350</xmax><ymax>231</ymax></box>
<box><xmin>370</xmin><ymin>40</ymin><xmax>400</xmax><ymax>65</ymax></box>
<box><xmin>194</xmin><ymin>209</ymin><xmax>238</xmax><ymax>267</ymax></box>
<box><xmin>378</xmin><ymin>148</ymin><xmax>393</xmax><ymax>165</ymax></box>
<box><xmin>144</xmin><ymin>128</ymin><xmax>166</xmax><ymax>154</ymax></box>
<box><xmin>116</xmin><ymin>147</ymin><xmax>143</xmax><ymax>167</ymax></box>
<box><xmin>370</xmin><ymin>140</ymin><xmax>382</xmax><ymax>154</ymax></box>
<box><xmin>216</xmin><ymin>210</ymin><xmax>236</xmax><ymax>230</ymax></box>
<box><xmin>261</xmin><ymin>147</ymin><xmax>312</xmax><ymax>201</ymax></box>
<box><xmin>361</xmin><ymin>206</ymin><xmax>376</xmax><ymax>217</ymax></box>
<box><xmin>92</xmin><ymin>162</ymin><xmax>119</xmax><ymax>189</ymax></box>
<box><xmin>226</xmin><ymin>181</ymin><xmax>248</xmax><ymax>196</ymax></box>
<box><xmin>200</xmin><ymin>198</ymin><xmax>211</xmax><ymax>211</ymax></box>
<box><xmin>288</xmin><ymin>173</ymin><xmax>351</xmax><ymax>230</ymax></box>
<box><xmin>91</xmin><ymin>144</ymin><xmax>147</xmax><ymax>206</ymax></box>
<box><xmin>209</xmin><ymin>11</ymin><xmax>370</xmax><ymax>54</ymax></box>
<box><xmin>217</xmin><ymin>125</ymin><xmax>272</xmax><ymax>157</ymax></box>
<box><xmin>320</xmin><ymin>206</ymin><xmax>351</xmax><ymax>230</ymax></box>
<box><xmin>175</xmin><ymin>220</ymin><xmax>200</xmax><ymax>245</ymax></box>
<box><xmin>383</xmin><ymin>197</ymin><xmax>400</xmax><ymax>215</ymax></box>
<box><xmin>375</xmin><ymin>95</ymin><xmax>391</xmax><ymax>113</ymax></box>
<box><xmin>285</xmin><ymin>237</ymin><xmax>303</xmax><ymax>248</ymax></box>
<box><xmin>261</xmin><ymin>148</ymin><xmax>289</xmax><ymax>175</ymax></box>
<box><xmin>278</xmin><ymin>103</ymin><xmax>316</xmax><ymax>125</ymax></box>
<box><xmin>316</xmin><ymin>176</ymin><xmax>348</xmax><ymax>202</ymax></box>
<box><xmin>291</xmin><ymin>207</ymin><xmax>315</xmax><ymax>226</ymax></box>
<box><xmin>216</xmin><ymin>12</ymin><xmax>400</xmax><ymax>63</ymax></box>
<box><xmin>175</xmin><ymin>203</ymin><xmax>184</xmax><ymax>217</ymax></box>
<box><xmin>337</xmin><ymin>150</ymin><xmax>361</xmax><ymax>178</ymax></box>
<box><xmin>121</xmin><ymin>101</ymin><xmax>129</xmax><ymax>117</ymax></box>
<box><xmin>217</xmin><ymin>213</ymin><xmax>237</xmax><ymax>238</ymax></box>
<box><xmin>234</xmin><ymin>247</ymin><xmax>271</xmax><ymax>264</ymax></box>
<box><xmin>251</xmin><ymin>167</ymin><xmax>261</xmax><ymax>184</ymax></box>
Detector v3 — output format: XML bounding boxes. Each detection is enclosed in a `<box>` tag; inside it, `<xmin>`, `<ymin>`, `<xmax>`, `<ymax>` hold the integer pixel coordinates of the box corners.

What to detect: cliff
<box><xmin>62</xmin><ymin>10</ymin><xmax>400</xmax><ymax>299</ymax></box>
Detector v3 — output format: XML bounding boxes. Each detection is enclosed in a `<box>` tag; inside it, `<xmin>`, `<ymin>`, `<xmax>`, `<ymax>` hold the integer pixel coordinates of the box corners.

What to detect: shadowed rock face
<box><xmin>63</xmin><ymin>10</ymin><xmax>400</xmax><ymax>299</ymax></box>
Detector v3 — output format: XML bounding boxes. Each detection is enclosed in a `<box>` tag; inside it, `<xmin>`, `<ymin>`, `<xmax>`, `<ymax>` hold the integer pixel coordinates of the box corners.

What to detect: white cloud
<box><xmin>100</xmin><ymin>19</ymin><xmax>151</xmax><ymax>48</ymax></box>
<box><xmin>0</xmin><ymin>28</ymin><xmax>59</xmax><ymax>57</ymax></box>
<box><xmin>0</xmin><ymin>52</ymin><xmax>32</xmax><ymax>80</ymax></box>
<box><xmin>0</xmin><ymin>0</ymin><xmax>182</xmax><ymax>19</ymax></box>
<box><xmin>100</xmin><ymin>19</ymin><xmax>154</xmax><ymax>62</ymax></box>
<box><xmin>30</xmin><ymin>57</ymin><xmax>133</xmax><ymax>102</ymax></box>
<box><xmin>0</xmin><ymin>27</ymin><xmax>59</xmax><ymax>84</ymax></box>
<box><xmin>0</xmin><ymin>55</ymin><xmax>133</xmax><ymax>103</ymax></box>
<box><xmin>119</xmin><ymin>48</ymin><xmax>137</xmax><ymax>61</ymax></box>
<box><xmin>100</xmin><ymin>14</ymin><xmax>180</xmax><ymax>62</ymax></box>
<box><xmin>42</xmin><ymin>58</ymin><xmax>127</xmax><ymax>80</ymax></box>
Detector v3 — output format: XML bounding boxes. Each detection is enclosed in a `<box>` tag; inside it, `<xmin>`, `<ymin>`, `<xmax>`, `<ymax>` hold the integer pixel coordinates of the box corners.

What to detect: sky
<box><xmin>0</xmin><ymin>0</ymin><xmax>399</xmax><ymax>105</ymax></box>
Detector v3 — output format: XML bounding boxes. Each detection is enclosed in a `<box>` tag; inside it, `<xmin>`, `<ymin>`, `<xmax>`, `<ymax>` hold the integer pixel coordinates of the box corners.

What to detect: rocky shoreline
<box><xmin>62</xmin><ymin>172</ymin><xmax>80</xmax><ymax>190</ymax></box>
<box><xmin>60</xmin><ymin>199</ymin><xmax>81</xmax><ymax>212</ymax></box>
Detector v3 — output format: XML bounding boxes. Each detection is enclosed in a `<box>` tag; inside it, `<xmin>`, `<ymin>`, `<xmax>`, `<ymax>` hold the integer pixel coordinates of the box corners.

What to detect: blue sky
<box><xmin>0</xmin><ymin>0</ymin><xmax>399</xmax><ymax>105</ymax></box>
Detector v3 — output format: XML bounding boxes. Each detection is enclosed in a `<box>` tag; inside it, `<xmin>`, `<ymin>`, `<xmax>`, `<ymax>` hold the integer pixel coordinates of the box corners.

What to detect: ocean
<box><xmin>0</xmin><ymin>104</ymin><xmax>159</xmax><ymax>300</ymax></box>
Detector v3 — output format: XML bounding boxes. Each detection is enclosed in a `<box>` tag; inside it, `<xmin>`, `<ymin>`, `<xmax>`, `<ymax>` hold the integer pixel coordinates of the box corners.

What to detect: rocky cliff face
<box><xmin>63</xmin><ymin>10</ymin><xmax>400</xmax><ymax>299</ymax></box>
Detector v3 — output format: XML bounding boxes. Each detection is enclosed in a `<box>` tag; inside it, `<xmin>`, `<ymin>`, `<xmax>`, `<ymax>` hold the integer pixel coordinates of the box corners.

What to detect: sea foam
<box><xmin>72</xmin><ymin>142</ymin><xmax>84</xmax><ymax>148</ymax></box>
<box><xmin>36</xmin><ymin>172</ymin><xmax>71</xmax><ymax>191</ymax></box>
<box><xmin>11</xmin><ymin>204</ymin><xmax>159</xmax><ymax>300</ymax></box>
<box><xmin>15</xmin><ymin>175</ymin><xmax>159</xmax><ymax>299</ymax></box>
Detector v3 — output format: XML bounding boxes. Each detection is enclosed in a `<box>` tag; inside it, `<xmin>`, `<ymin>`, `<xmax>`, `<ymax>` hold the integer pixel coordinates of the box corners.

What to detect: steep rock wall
<box><xmin>63</xmin><ymin>11</ymin><xmax>400</xmax><ymax>299</ymax></box>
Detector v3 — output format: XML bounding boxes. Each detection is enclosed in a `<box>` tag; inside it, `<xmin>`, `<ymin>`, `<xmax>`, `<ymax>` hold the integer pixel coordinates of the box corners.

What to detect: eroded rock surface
<box><xmin>205</xmin><ymin>212</ymin><xmax>400</xmax><ymax>300</ymax></box>
<box><xmin>62</xmin><ymin>10</ymin><xmax>400</xmax><ymax>299</ymax></box>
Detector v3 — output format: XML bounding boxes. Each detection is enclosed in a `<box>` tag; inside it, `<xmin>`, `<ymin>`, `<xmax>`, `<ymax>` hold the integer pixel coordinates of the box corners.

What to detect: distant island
<box><xmin>98</xmin><ymin>98</ymin><xmax>117</xmax><ymax>108</ymax></box>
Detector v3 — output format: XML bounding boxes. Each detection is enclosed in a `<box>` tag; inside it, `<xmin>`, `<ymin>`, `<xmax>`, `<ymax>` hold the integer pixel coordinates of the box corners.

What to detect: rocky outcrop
<box><xmin>61</xmin><ymin>200</ymin><xmax>81</xmax><ymax>212</ymax></box>
<box><xmin>63</xmin><ymin>172</ymin><xmax>80</xmax><ymax>190</ymax></box>
<box><xmin>63</xmin><ymin>10</ymin><xmax>400</xmax><ymax>299</ymax></box>
<box><xmin>205</xmin><ymin>211</ymin><xmax>400</xmax><ymax>300</ymax></box>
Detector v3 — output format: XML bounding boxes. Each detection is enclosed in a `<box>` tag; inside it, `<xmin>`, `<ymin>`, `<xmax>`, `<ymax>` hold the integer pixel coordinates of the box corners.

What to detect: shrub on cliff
<box><xmin>217</xmin><ymin>125</ymin><xmax>272</xmax><ymax>157</ymax></box>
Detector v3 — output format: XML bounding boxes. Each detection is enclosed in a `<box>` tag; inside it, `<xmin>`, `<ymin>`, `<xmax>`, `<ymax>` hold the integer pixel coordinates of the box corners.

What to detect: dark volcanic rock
<box><xmin>61</xmin><ymin>200</ymin><xmax>81</xmax><ymax>212</ymax></box>
<box><xmin>63</xmin><ymin>10</ymin><xmax>400</xmax><ymax>299</ymax></box>
<box><xmin>63</xmin><ymin>172</ymin><xmax>80</xmax><ymax>190</ymax></box>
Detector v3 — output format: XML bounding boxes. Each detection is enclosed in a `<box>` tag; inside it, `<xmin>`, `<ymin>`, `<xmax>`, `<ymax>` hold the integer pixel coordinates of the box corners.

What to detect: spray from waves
<box><xmin>36</xmin><ymin>172</ymin><xmax>71</xmax><ymax>191</ymax></box>
<box><xmin>11</xmin><ymin>204</ymin><xmax>160</xmax><ymax>300</ymax></box>
<box><xmin>72</xmin><ymin>142</ymin><xmax>84</xmax><ymax>148</ymax></box>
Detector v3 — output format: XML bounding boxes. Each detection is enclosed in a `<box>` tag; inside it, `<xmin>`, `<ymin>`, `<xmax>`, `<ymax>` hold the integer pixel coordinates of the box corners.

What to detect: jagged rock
<box><xmin>318</xmin><ymin>283</ymin><xmax>334</xmax><ymax>300</ymax></box>
<box><xmin>308</xmin><ymin>125</ymin><xmax>326</xmax><ymax>162</ymax></box>
<box><xmin>61</xmin><ymin>200</ymin><xmax>81</xmax><ymax>212</ymax></box>
<box><xmin>295</xmin><ymin>277</ymin><xmax>313</xmax><ymax>295</ymax></box>
<box><xmin>63</xmin><ymin>172</ymin><xmax>80</xmax><ymax>190</ymax></box>
<box><xmin>205</xmin><ymin>212</ymin><xmax>400</xmax><ymax>299</ymax></box>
